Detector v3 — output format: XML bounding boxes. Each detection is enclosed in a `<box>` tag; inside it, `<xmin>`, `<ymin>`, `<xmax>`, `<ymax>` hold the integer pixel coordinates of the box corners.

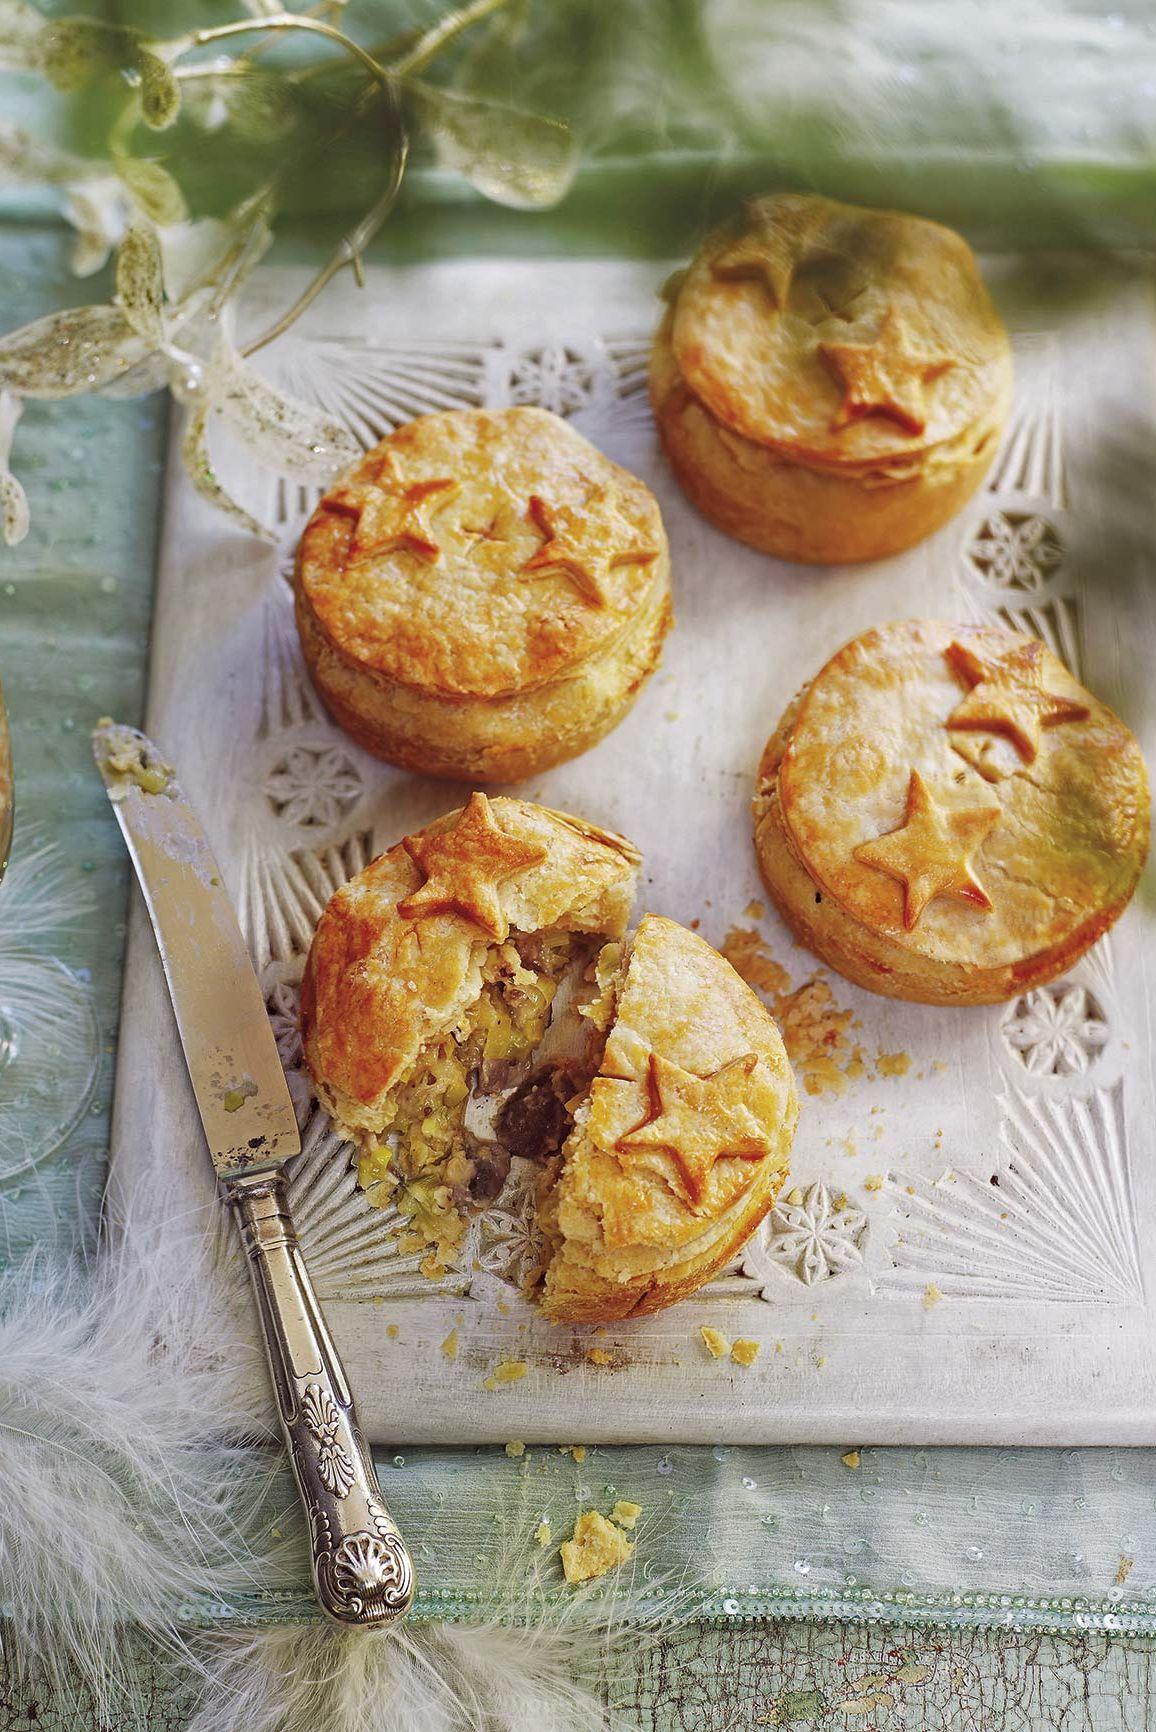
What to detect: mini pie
<box><xmin>301</xmin><ymin>793</ymin><xmax>797</xmax><ymax>1321</ymax></box>
<box><xmin>650</xmin><ymin>193</ymin><xmax>1012</xmax><ymax>564</ymax></box>
<box><xmin>753</xmin><ymin>620</ymin><xmax>1150</xmax><ymax>1005</ymax></box>
<box><xmin>294</xmin><ymin>407</ymin><xmax>672</xmax><ymax>782</ymax></box>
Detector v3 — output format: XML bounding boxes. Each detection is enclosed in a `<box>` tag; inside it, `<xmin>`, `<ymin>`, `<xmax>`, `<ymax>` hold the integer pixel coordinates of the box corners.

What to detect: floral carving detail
<box><xmin>302</xmin><ymin>1383</ymin><xmax>355</xmax><ymax>1497</ymax></box>
<box><xmin>508</xmin><ymin>345</ymin><xmax>597</xmax><ymax>415</ymax></box>
<box><xmin>1002</xmin><ymin>984</ymin><xmax>1109</xmax><ymax>1076</ymax></box>
<box><xmin>265</xmin><ymin>744</ymin><xmax>362</xmax><ymax>829</ymax></box>
<box><xmin>264</xmin><ymin>970</ymin><xmax>312</xmax><ymax>1125</ymax></box>
<box><xmin>762</xmin><ymin>1180</ymin><xmax>868</xmax><ymax>1285</ymax></box>
<box><xmin>968</xmin><ymin>512</ymin><xmax>1062</xmax><ymax>591</ymax></box>
<box><xmin>267</xmin><ymin>976</ymin><xmax>303</xmax><ymax>1070</ymax></box>
<box><xmin>474</xmin><ymin>1159</ymin><xmax>546</xmax><ymax>1288</ymax></box>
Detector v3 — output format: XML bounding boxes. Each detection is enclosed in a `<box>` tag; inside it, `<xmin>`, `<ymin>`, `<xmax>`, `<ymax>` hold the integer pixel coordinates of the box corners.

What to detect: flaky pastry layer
<box><xmin>302</xmin><ymin>798</ymin><xmax>797</xmax><ymax>1320</ymax></box>
<box><xmin>651</xmin><ymin>193</ymin><xmax>1011</xmax><ymax>563</ymax></box>
<box><xmin>294</xmin><ymin>407</ymin><xmax>672</xmax><ymax>779</ymax></box>
<box><xmin>753</xmin><ymin>620</ymin><xmax>1149</xmax><ymax>1004</ymax></box>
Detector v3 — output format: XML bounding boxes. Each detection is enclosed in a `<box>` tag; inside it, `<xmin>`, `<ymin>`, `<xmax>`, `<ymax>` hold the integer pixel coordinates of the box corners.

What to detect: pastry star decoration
<box><xmin>331</xmin><ymin>456</ymin><xmax>459</xmax><ymax>564</ymax></box>
<box><xmin>711</xmin><ymin>224</ymin><xmax>797</xmax><ymax>309</ymax></box>
<box><xmin>616</xmin><ymin>1051</ymin><xmax>771</xmax><ymax>1208</ymax></box>
<box><xmin>819</xmin><ymin>309</ymin><xmax>953</xmax><ymax>436</ymax></box>
<box><xmin>398</xmin><ymin>792</ymin><xmax>546</xmax><ymax>941</ymax></box>
<box><xmin>710</xmin><ymin>199</ymin><xmax>824</xmax><ymax>308</ymax></box>
<box><xmin>945</xmin><ymin>638</ymin><xmax>1089</xmax><ymax>763</ymax></box>
<box><xmin>520</xmin><ymin>492</ymin><xmax>658</xmax><ymax>610</ymax></box>
<box><xmin>853</xmin><ymin>768</ymin><xmax>999</xmax><ymax>931</ymax></box>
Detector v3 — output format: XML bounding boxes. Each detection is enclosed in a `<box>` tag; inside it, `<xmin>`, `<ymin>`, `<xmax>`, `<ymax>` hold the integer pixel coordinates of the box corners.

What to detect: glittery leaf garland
<box><xmin>0</xmin><ymin>0</ymin><xmax>577</xmax><ymax>548</ymax></box>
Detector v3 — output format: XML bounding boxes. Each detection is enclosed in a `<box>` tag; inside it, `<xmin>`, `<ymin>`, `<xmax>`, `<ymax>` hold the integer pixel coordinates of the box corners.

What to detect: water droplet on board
<box><xmin>656</xmin><ymin>1455</ymin><xmax>672</xmax><ymax>1477</ymax></box>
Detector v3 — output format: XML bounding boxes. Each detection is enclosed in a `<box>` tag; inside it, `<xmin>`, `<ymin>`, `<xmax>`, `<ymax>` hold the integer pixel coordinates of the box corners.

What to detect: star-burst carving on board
<box><xmin>853</xmin><ymin>768</ymin><xmax>999</xmax><ymax>930</ymax></box>
<box><xmin>819</xmin><ymin>309</ymin><xmax>953</xmax><ymax>436</ymax></box>
<box><xmin>398</xmin><ymin>792</ymin><xmax>546</xmax><ymax>941</ymax></box>
<box><xmin>520</xmin><ymin>492</ymin><xmax>658</xmax><ymax>609</ymax></box>
<box><xmin>944</xmin><ymin>637</ymin><xmax>1089</xmax><ymax>764</ymax></box>
<box><xmin>615</xmin><ymin>1050</ymin><xmax>771</xmax><ymax>1207</ymax></box>
<box><xmin>329</xmin><ymin>456</ymin><xmax>460</xmax><ymax>565</ymax></box>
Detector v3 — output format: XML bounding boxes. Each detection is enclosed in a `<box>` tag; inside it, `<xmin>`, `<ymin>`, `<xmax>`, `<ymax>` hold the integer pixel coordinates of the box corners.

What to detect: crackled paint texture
<box><xmin>2</xmin><ymin>1626</ymin><xmax>1156</xmax><ymax>1729</ymax></box>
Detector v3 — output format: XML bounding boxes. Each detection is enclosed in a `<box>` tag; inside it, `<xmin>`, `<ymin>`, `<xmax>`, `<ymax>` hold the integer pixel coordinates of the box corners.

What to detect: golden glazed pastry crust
<box><xmin>540</xmin><ymin>914</ymin><xmax>797</xmax><ymax>1322</ymax></box>
<box><xmin>651</xmin><ymin>194</ymin><xmax>1012</xmax><ymax>564</ymax></box>
<box><xmin>753</xmin><ymin>620</ymin><xmax>1150</xmax><ymax>1004</ymax></box>
<box><xmin>301</xmin><ymin>794</ymin><xmax>640</xmax><ymax>1135</ymax></box>
<box><xmin>294</xmin><ymin>407</ymin><xmax>673</xmax><ymax>781</ymax></box>
<box><xmin>301</xmin><ymin>796</ymin><xmax>797</xmax><ymax>1320</ymax></box>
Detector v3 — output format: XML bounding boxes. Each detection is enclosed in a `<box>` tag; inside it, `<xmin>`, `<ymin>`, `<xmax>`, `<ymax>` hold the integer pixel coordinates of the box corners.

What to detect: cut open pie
<box><xmin>301</xmin><ymin>794</ymin><xmax>797</xmax><ymax>1321</ymax></box>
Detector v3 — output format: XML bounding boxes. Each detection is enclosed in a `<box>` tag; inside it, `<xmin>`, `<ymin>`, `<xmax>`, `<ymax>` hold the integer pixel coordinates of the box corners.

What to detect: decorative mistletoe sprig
<box><xmin>0</xmin><ymin>0</ymin><xmax>577</xmax><ymax>545</ymax></box>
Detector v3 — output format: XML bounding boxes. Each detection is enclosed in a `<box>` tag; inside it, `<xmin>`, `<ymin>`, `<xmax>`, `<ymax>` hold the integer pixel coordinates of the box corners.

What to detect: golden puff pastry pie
<box><xmin>651</xmin><ymin>194</ymin><xmax>1012</xmax><ymax>564</ymax></box>
<box><xmin>753</xmin><ymin>620</ymin><xmax>1149</xmax><ymax>1005</ymax></box>
<box><xmin>294</xmin><ymin>407</ymin><xmax>672</xmax><ymax>783</ymax></box>
<box><xmin>301</xmin><ymin>793</ymin><xmax>797</xmax><ymax>1321</ymax></box>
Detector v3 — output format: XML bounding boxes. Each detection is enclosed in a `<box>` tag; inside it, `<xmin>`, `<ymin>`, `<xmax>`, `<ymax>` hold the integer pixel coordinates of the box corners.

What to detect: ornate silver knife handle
<box><xmin>226</xmin><ymin>1171</ymin><xmax>415</xmax><ymax>1625</ymax></box>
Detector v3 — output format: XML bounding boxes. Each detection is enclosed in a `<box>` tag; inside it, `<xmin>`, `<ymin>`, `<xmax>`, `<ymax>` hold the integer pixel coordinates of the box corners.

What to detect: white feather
<box><xmin>0</xmin><ymin>1210</ymin><xmax>294</xmax><ymax>1721</ymax></box>
<box><xmin>187</xmin><ymin>1478</ymin><xmax>689</xmax><ymax>1732</ymax></box>
<box><xmin>0</xmin><ymin>833</ymin><xmax>95</xmax><ymax>944</ymax></box>
<box><xmin>188</xmin><ymin>1584</ymin><xmax>682</xmax><ymax>1732</ymax></box>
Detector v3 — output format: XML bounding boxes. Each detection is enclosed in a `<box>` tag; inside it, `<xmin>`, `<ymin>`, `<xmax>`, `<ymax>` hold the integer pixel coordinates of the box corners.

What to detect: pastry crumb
<box><xmin>864</xmin><ymin>1173</ymin><xmax>885</xmax><ymax>1193</ymax></box>
<box><xmin>385</xmin><ymin>1323</ymin><xmax>399</xmax><ymax>1339</ymax></box>
<box><xmin>841</xmin><ymin>1450</ymin><xmax>861</xmax><ymax>1470</ymax></box>
<box><xmin>611</xmin><ymin>1499</ymin><xmax>642</xmax><ymax>1529</ymax></box>
<box><xmin>720</xmin><ymin>925</ymin><xmax>792</xmax><ymax>999</ymax></box>
<box><xmin>561</xmin><ymin>1511</ymin><xmax>634</xmax><ymax>1584</ymax></box>
<box><xmin>923</xmin><ymin>1283</ymin><xmax>943</xmax><ymax>1307</ymax></box>
<box><xmin>535</xmin><ymin>1521</ymin><xmax>552</xmax><ymax>1547</ymax></box>
<box><xmin>745</xmin><ymin>899</ymin><xmax>765</xmax><ymax>920</ymax></box>
<box><xmin>700</xmin><ymin>1325</ymin><xmax>730</xmax><ymax>1359</ymax></box>
<box><xmin>720</xmin><ymin>926</ymin><xmax>922</xmax><ymax>1098</ymax></box>
<box><xmin>440</xmin><ymin>1327</ymin><xmax>459</xmax><ymax>1361</ymax></box>
<box><xmin>586</xmin><ymin>1347</ymin><xmax>614</xmax><ymax>1366</ymax></box>
<box><xmin>483</xmin><ymin>1359</ymin><xmax>528</xmax><ymax>1390</ymax></box>
<box><xmin>876</xmin><ymin>1051</ymin><xmax>910</xmax><ymax>1078</ymax></box>
<box><xmin>504</xmin><ymin>1440</ymin><xmax>526</xmax><ymax>1458</ymax></box>
<box><xmin>559</xmin><ymin>1443</ymin><xmax>588</xmax><ymax>1462</ymax></box>
<box><xmin>730</xmin><ymin>1338</ymin><xmax>760</xmax><ymax>1368</ymax></box>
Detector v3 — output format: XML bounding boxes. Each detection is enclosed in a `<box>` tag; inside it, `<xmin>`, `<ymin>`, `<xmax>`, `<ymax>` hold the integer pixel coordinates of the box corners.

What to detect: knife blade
<box><xmin>94</xmin><ymin>719</ymin><xmax>414</xmax><ymax>1626</ymax></box>
<box><xmin>94</xmin><ymin>720</ymin><xmax>297</xmax><ymax>1177</ymax></box>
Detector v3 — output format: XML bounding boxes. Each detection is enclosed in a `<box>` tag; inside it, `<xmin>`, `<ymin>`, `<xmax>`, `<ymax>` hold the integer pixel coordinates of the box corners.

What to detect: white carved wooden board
<box><xmin>112</xmin><ymin>257</ymin><xmax>1156</xmax><ymax>1444</ymax></box>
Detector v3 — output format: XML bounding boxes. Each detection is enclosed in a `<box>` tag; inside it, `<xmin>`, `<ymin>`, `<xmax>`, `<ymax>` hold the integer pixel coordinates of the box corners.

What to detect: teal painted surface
<box><xmin>0</xmin><ymin>223</ymin><xmax>165</xmax><ymax>1263</ymax></box>
<box><xmin>3</xmin><ymin>1623</ymin><xmax>1156</xmax><ymax>1730</ymax></box>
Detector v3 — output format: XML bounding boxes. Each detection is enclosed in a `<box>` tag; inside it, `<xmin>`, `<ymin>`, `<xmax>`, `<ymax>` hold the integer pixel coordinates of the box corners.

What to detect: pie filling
<box><xmin>355</xmin><ymin>929</ymin><xmax>626</xmax><ymax>1279</ymax></box>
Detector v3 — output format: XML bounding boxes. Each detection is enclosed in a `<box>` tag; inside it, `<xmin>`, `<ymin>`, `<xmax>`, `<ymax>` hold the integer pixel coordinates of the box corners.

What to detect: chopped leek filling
<box><xmin>355</xmin><ymin>929</ymin><xmax>615</xmax><ymax>1278</ymax></box>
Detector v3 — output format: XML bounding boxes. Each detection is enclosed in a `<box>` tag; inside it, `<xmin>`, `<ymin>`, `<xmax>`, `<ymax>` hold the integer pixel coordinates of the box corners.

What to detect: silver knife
<box><xmin>93</xmin><ymin>719</ymin><xmax>414</xmax><ymax>1627</ymax></box>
